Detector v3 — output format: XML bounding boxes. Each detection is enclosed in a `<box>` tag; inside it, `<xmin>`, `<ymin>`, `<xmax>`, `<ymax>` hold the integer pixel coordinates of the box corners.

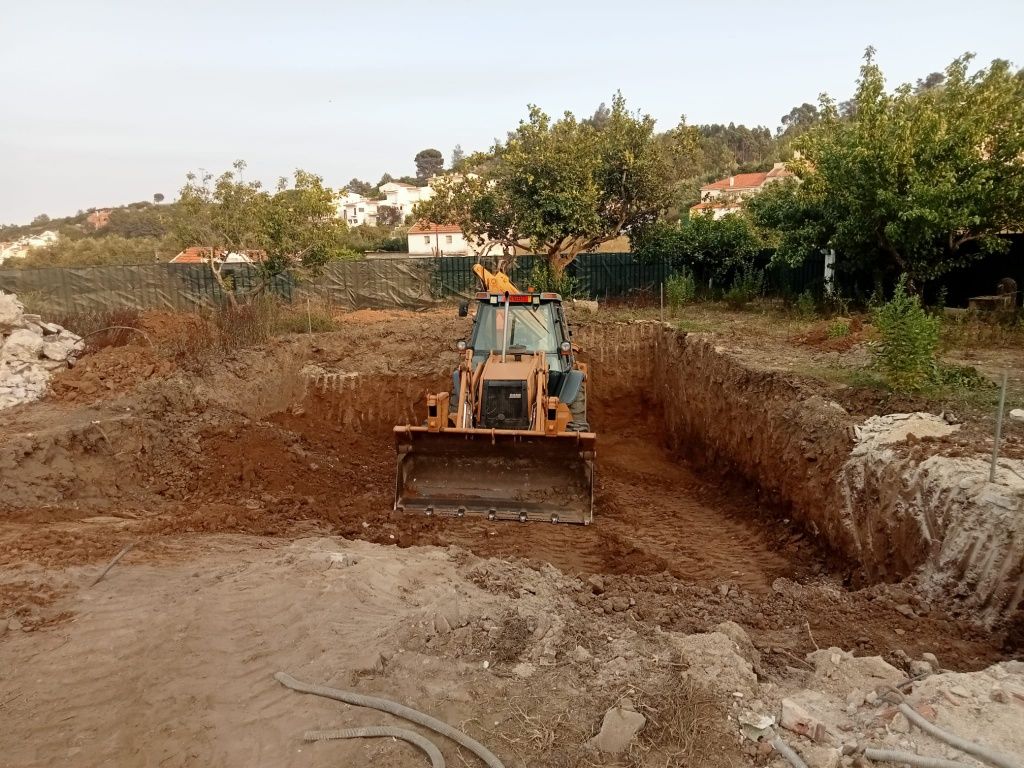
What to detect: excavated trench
<box><xmin>2</xmin><ymin>318</ymin><xmax>1020</xmax><ymax>639</ymax></box>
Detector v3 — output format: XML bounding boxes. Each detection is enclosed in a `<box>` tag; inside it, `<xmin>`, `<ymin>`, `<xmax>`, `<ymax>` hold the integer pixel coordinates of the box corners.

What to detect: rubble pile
<box><xmin>761</xmin><ymin>648</ymin><xmax>1024</xmax><ymax>768</ymax></box>
<box><xmin>0</xmin><ymin>290</ymin><xmax>83</xmax><ymax>410</ymax></box>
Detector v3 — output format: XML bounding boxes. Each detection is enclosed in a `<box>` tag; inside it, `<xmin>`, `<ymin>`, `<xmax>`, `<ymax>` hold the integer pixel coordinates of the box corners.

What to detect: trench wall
<box><xmin>578</xmin><ymin>322</ymin><xmax>1023</xmax><ymax>626</ymax></box>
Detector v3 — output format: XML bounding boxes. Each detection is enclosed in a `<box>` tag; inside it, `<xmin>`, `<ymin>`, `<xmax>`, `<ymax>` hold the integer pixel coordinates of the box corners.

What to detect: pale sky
<box><xmin>1</xmin><ymin>0</ymin><xmax>1022</xmax><ymax>224</ymax></box>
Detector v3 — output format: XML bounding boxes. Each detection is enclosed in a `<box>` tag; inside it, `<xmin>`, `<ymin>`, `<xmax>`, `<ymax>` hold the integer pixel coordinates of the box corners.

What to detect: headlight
<box><xmin>560</xmin><ymin>341</ymin><xmax>571</xmax><ymax>353</ymax></box>
<box><xmin>456</xmin><ymin>340</ymin><xmax>468</xmax><ymax>351</ymax></box>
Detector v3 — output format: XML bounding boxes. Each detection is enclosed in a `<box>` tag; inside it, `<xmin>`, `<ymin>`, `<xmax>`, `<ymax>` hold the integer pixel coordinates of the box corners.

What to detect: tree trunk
<box><xmin>209</xmin><ymin>253</ymin><xmax>238</xmax><ymax>309</ymax></box>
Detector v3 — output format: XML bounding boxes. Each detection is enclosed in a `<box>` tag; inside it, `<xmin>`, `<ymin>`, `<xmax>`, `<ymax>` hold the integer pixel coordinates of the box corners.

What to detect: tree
<box><xmin>104</xmin><ymin>205</ymin><xmax>168</xmax><ymax>239</ymax></box>
<box><xmin>584</xmin><ymin>102</ymin><xmax>612</xmax><ymax>129</ymax></box>
<box><xmin>414</xmin><ymin>148</ymin><xmax>444</xmax><ymax>180</ymax></box>
<box><xmin>757</xmin><ymin>51</ymin><xmax>1024</xmax><ymax>286</ymax></box>
<box><xmin>153</xmin><ymin>193</ymin><xmax>165</xmax><ymax>204</ymax></box>
<box><xmin>31</xmin><ymin>213</ymin><xmax>50</xmax><ymax>226</ymax></box>
<box><xmin>345</xmin><ymin>178</ymin><xmax>374</xmax><ymax>196</ymax></box>
<box><xmin>778</xmin><ymin>103</ymin><xmax>820</xmax><ymax>137</ymax></box>
<box><xmin>417</xmin><ymin>93</ymin><xmax>694</xmax><ymax>275</ymax></box>
<box><xmin>634</xmin><ymin>211</ymin><xmax>763</xmax><ymax>286</ymax></box>
<box><xmin>175</xmin><ymin>160</ymin><xmax>346</xmax><ymax>303</ymax></box>
<box><xmin>915</xmin><ymin>71</ymin><xmax>946</xmax><ymax>93</ymax></box>
<box><xmin>450</xmin><ymin>144</ymin><xmax>465</xmax><ymax>169</ymax></box>
<box><xmin>376</xmin><ymin>205</ymin><xmax>403</xmax><ymax>228</ymax></box>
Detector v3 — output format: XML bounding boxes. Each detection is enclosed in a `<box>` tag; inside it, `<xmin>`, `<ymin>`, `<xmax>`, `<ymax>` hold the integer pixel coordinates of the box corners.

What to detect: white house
<box><xmin>408</xmin><ymin>223</ymin><xmax>470</xmax><ymax>256</ymax></box>
<box><xmin>689</xmin><ymin>162</ymin><xmax>794</xmax><ymax>219</ymax></box>
<box><xmin>0</xmin><ymin>230</ymin><xmax>59</xmax><ymax>265</ymax></box>
<box><xmin>338</xmin><ymin>181</ymin><xmax>438</xmax><ymax>227</ymax></box>
<box><xmin>380</xmin><ymin>181</ymin><xmax>435</xmax><ymax>221</ymax></box>
<box><xmin>338</xmin><ymin>192</ymin><xmax>380</xmax><ymax>226</ymax></box>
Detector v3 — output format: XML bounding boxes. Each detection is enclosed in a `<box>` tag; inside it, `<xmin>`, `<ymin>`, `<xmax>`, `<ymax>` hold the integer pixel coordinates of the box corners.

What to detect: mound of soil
<box><xmin>49</xmin><ymin>345</ymin><xmax>174</xmax><ymax>403</ymax></box>
<box><xmin>794</xmin><ymin>316</ymin><xmax>872</xmax><ymax>351</ymax></box>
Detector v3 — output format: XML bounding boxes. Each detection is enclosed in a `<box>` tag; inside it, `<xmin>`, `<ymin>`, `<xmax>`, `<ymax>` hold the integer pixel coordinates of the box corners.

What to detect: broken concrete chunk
<box><xmin>587</xmin><ymin>705</ymin><xmax>646</xmax><ymax>753</ymax></box>
<box><xmin>738</xmin><ymin>711</ymin><xmax>775</xmax><ymax>741</ymax></box>
<box><xmin>0</xmin><ymin>291</ymin><xmax>24</xmax><ymax>329</ymax></box>
<box><xmin>796</xmin><ymin>743</ymin><xmax>842</xmax><ymax>768</ymax></box>
<box><xmin>2</xmin><ymin>329</ymin><xmax>45</xmax><ymax>361</ymax></box>
<box><xmin>780</xmin><ymin>696</ymin><xmax>833</xmax><ymax>743</ymax></box>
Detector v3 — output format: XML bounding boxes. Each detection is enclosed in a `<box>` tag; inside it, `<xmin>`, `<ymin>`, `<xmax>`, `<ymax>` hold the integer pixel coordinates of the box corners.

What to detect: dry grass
<box><xmin>490</xmin><ymin>611</ymin><xmax>532</xmax><ymax>664</ymax></box>
<box><xmin>629</xmin><ymin>673</ymin><xmax>738</xmax><ymax>768</ymax></box>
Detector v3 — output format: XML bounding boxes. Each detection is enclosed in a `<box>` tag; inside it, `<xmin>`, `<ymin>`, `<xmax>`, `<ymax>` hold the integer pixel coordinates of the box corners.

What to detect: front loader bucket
<box><xmin>394</xmin><ymin>427</ymin><xmax>596</xmax><ymax>524</ymax></box>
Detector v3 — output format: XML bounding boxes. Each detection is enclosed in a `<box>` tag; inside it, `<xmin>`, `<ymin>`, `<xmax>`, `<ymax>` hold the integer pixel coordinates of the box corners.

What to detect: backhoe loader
<box><xmin>394</xmin><ymin>270</ymin><xmax>596</xmax><ymax>524</ymax></box>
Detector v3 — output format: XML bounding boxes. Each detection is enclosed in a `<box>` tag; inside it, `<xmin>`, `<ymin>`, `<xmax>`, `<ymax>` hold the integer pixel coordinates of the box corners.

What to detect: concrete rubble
<box><xmin>768</xmin><ymin>648</ymin><xmax>1024</xmax><ymax>768</ymax></box>
<box><xmin>0</xmin><ymin>290</ymin><xmax>83</xmax><ymax>410</ymax></box>
<box><xmin>587</xmin><ymin>699</ymin><xmax>646</xmax><ymax>754</ymax></box>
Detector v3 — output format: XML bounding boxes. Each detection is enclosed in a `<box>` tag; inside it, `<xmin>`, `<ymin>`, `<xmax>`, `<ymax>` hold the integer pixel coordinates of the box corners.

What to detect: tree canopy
<box><xmin>175</xmin><ymin>161</ymin><xmax>347</xmax><ymax>282</ymax></box>
<box><xmin>749</xmin><ymin>50</ymin><xmax>1024</xmax><ymax>285</ymax></box>
<box><xmin>414</xmin><ymin>148</ymin><xmax>444</xmax><ymax>180</ymax></box>
<box><xmin>417</xmin><ymin>93</ymin><xmax>695</xmax><ymax>272</ymax></box>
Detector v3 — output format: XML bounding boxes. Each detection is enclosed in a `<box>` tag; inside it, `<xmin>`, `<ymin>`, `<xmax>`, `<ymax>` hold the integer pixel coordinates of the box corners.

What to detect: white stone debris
<box><xmin>840</xmin><ymin>411</ymin><xmax>1024</xmax><ymax>625</ymax></box>
<box><xmin>0</xmin><ymin>290</ymin><xmax>83</xmax><ymax>410</ymax></box>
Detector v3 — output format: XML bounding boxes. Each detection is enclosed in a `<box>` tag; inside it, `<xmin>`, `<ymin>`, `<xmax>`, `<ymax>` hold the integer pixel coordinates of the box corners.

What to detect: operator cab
<box><xmin>465</xmin><ymin>292</ymin><xmax>574</xmax><ymax>377</ymax></box>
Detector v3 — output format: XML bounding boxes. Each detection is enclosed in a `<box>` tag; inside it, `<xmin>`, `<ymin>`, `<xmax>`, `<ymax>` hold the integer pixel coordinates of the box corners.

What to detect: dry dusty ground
<box><xmin>0</xmin><ymin>306</ymin><xmax>1020</xmax><ymax>767</ymax></box>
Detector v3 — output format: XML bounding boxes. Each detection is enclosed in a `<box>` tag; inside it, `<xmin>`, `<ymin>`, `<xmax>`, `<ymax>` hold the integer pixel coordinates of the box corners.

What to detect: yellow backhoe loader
<box><xmin>393</xmin><ymin>267</ymin><xmax>596</xmax><ymax>524</ymax></box>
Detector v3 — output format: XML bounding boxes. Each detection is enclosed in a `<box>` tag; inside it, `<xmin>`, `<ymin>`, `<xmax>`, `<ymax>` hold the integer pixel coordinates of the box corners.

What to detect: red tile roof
<box><xmin>409</xmin><ymin>223</ymin><xmax>462</xmax><ymax>235</ymax></box>
<box><xmin>700</xmin><ymin>167</ymin><xmax>793</xmax><ymax>192</ymax></box>
<box><xmin>170</xmin><ymin>246</ymin><xmax>213</xmax><ymax>264</ymax></box>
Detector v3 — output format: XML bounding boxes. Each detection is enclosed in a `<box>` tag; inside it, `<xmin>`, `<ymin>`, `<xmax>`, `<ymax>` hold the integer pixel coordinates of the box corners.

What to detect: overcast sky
<box><xmin>2</xmin><ymin>0</ymin><xmax>1022</xmax><ymax>224</ymax></box>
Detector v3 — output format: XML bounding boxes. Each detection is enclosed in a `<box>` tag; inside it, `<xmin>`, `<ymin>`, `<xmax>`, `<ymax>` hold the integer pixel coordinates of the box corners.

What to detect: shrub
<box><xmin>794</xmin><ymin>289</ymin><xmax>817</xmax><ymax>318</ymax></box>
<box><xmin>723</xmin><ymin>263</ymin><xmax>764</xmax><ymax>309</ymax></box>
<box><xmin>665</xmin><ymin>271</ymin><xmax>696</xmax><ymax>309</ymax></box>
<box><xmin>871</xmin><ymin>276</ymin><xmax>940</xmax><ymax>390</ymax></box>
<box><xmin>527</xmin><ymin>260</ymin><xmax>582</xmax><ymax>298</ymax></box>
<box><xmin>826</xmin><ymin>319</ymin><xmax>851</xmax><ymax>339</ymax></box>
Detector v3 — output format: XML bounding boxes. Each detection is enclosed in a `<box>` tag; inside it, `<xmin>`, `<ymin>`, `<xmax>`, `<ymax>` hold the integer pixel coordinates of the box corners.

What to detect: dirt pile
<box><xmin>50</xmin><ymin>345</ymin><xmax>174</xmax><ymax>403</ymax></box>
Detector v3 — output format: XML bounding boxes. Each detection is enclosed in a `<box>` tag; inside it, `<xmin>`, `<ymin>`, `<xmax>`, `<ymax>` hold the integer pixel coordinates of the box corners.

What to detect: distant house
<box><xmin>169</xmin><ymin>247</ymin><xmax>266</xmax><ymax>265</ymax></box>
<box><xmin>338</xmin><ymin>180</ymin><xmax>438</xmax><ymax>227</ymax></box>
<box><xmin>86</xmin><ymin>209</ymin><xmax>111</xmax><ymax>230</ymax></box>
<box><xmin>0</xmin><ymin>230</ymin><xmax>59</xmax><ymax>265</ymax></box>
<box><xmin>408</xmin><ymin>223</ymin><xmax>469</xmax><ymax>256</ymax></box>
<box><xmin>690</xmin><ymin>162</ymin><xmax>794</xmax><ymax>219</ymax></box>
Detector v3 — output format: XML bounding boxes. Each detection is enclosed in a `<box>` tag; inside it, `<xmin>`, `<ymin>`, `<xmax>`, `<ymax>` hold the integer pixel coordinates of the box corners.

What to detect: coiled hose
<box><xmin>275</xmin><ymin>671</ymin><xmax>506</xmax><ymax>768</ymax></box>
<box><xmin>860</xmin><ymin>748</ymin><xmax>974</xmax><ymax>768</ymax></box>
<box><xmin>771</xmin><ymin>734</ymin><xmax>809</xmax><ymax>768</ymax></box>
<box><xmin>304</xmin><ymin>726</ymin><xmax>445</xmax><ymax>768</ymax></box>
<box><xmin>897</xmin><ymin>702</ymin><xmax>1022</xmax><ymax>768</ymax></box>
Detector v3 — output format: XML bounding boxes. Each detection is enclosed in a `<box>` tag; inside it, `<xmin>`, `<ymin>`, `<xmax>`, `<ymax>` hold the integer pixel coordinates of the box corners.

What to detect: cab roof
<box><xmin>475</xmin><ymin>291</ymin><xmax>563</xmax><ymax>303</ymax></box>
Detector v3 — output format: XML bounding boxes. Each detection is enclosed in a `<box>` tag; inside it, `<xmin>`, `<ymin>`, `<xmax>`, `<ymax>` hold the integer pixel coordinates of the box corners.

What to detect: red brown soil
<box><xmin>0</xmin><ymin>309</ymin><xmax>1018</xmax><ymax>671</ymax></box>
<box><xmin>49</xmin><ymin>345</ymin><xmax>174</xmax><ymax>403</ymax></box>
<box><xmin>793</xmin><ymin>316</ymin><xmax>873</xmax><ymax>352</ymax></box>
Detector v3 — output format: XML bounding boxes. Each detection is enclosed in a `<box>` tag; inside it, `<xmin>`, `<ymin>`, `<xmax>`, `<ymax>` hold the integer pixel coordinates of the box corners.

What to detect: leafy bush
<box><xmin>665</xmin><ymin>271</ymin><xmax>696</xmax><ymax>309</ymax></box>
<box><xmin>527</xmin><ymin>260</ymin><xmax>582</xmax><ymax>298</ymax></box>
<box><xmin>931</xmin><ymin>363</ymin><xmax>993</xmax><ymax>391</ymax></box>
<box><xmin>827</xmin><ymin>319</ymin><xmax>851</xmax><ymax>338</ymax></box>
<box><xmin>871</xmin><ymin>276</ymin><xmax>940</xmax><ymax>389</ymax></box>
<box><xmin>723</xmin><ymin>263</ymin><xmax>764</xmax><ymax>309</ymax></box>
<box><xmin>794</xmin><ymin>289</ymin><xmax>817</xmax><ymax>318</ymax></box>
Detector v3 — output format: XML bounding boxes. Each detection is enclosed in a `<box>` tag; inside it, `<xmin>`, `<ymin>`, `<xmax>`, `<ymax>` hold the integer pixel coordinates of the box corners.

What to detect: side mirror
<box><xmin>457</xmin><ymin>301</ymin><xmax>469</xmax><ymax>318</ymax></box>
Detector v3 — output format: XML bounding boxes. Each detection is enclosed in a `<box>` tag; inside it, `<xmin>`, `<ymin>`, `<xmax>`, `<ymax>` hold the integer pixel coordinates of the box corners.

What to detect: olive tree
<box><xmin>751</xmin><ymin>51</ymin><xmax>1024</xmax><ymax>286</ymax></box>
<box><xmin>175</xmin><ymin>160</ymin><xmax>345</xmax><ymax>303</ymax></box>
<box><xmin>416</xmin><ymin>94</ymin><xmax>695</xmax><ymax>276</ymax></box>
